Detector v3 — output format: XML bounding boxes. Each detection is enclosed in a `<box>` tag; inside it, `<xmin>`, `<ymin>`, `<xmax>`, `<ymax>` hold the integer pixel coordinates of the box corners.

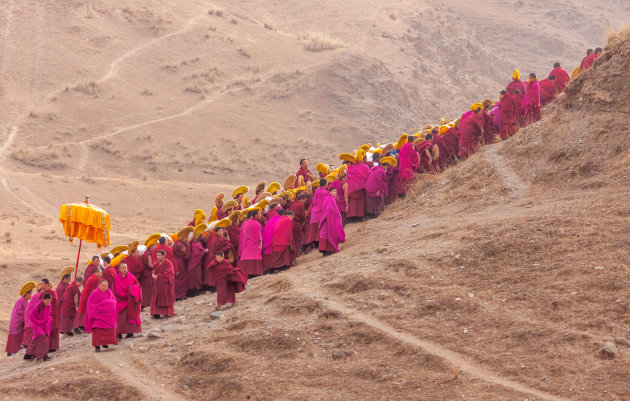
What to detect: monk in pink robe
<box><xmin>24</xmin><ymin>293</ymin><xmax>52</xmax><ymax>361</ymax></box>
<box><xmin>188</xmin><ymin>235</ymin><xmax>206</xmax><ymax>292</ymax></box>
<box><xmin>140</xmin><ymin>245</ymin><xmax>155</xmax><ymax>308</ymax></box>
<box><xmin>458</xmin><ymin>107</ymin><xmax>484</xmax><ymax>160</ymax></box>
<box><xmin>210</xmin><ymin>252</ymin><xmax>247</xmax><ymax>310</ymax></box>
<box><xmin>172</xmin><ymin>238</ymin><xmax>190</xmax><ymax>300</ymax></box>
<box><xmin>549</xmin><ymin>63</ymin><xmax>570</xmax><ymax>92</ymax></box>
<box><xmin>85</xmin><ymin>279</ymin><xmax>118</xmax><ymax>351</ymax></box>
<box><xmin>238</xmin><ymin>211</ymin><xmax>264</xmax><ymax>276</ymax></box>
<box><xmin>60</xmin><ymin>278</ymin><xmax>82</xmax><ymax>335</ymax></box>
<box><xmin>522</xmin><ymin>73</ymin><xmax>541</xmax><ymax>124</ymax></box>
<box><xmin>305</xmin><ymin>183</ymin><xmax>330</xmax><ymax>245</ymax></box>
<box><xmin>262</xmin><ymin>214</ymin><xmax>282</xmax><ymax>272</ymax></box>
<box><xmin>22</xmin><ymin>291</ymin><xmax>41</xmax><ymax>347</ymax></box>
<box><xmin>270</xmin><ymin>211</ymin><xmax>295</xmax><ymax>270</ymax></box>
<box><xmin>43</xmin><ymin>283</ymin><xmax>59</xmax><ymax>352</ymax></box>
<box><xmin>540</xmin><ymin>76</ymin><xmax>557</xmax><ymax>107</ymax></box>
<box><xmin>114</xmin><ymin>263</ymin><xmax>142</xmax><ymax>338</ymax></box>
<box><xmin>499</xmin><ymin>91</ymin><xmax>519</xmax><ymax>140</ymax></box>
<box><xmin>6</xmin><ymin>289</ymin><xmax>32</xmax><ymax>356</ymax></box>
<box><xmin>319</xmin><ymin>188</ymin><xmax>345</xmax><ymax>255</ymax></box>
<box><xmin>329</xmin><ymin>175</ymin><xmax>348</xmax><ymax>223</ymax></box>
<box><xmin>347</xmin><ymin>160</ymin><xmax>371</xmax><ymax>216</ymax></box>
<box><xmin>397</xmin><ymin>139</ymin><xmax>419</xmax><ymax>196</ymax></box>
<box><xmin>365</xmin><ymin>163</ymin><xmax>387</xmax><ymax>217</ymax></box>
<box><xmin>151</xmin><ymin>251</ymin><xmax>175</xmax><ymax>318</ymax></box>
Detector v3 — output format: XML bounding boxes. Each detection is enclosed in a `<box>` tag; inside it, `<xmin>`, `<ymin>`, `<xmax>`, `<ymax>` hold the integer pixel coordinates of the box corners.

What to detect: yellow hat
<box><xmin>255</xmin><ymin>181</ymin><xmax>266</xmax><ymax>194</ymax></box>
<box><xmin>128</xmin><ymin>241</ymin><xmax>139</xmax><ymax>254</ymax></box>
<box><xmin>193</xmin><ymin>223</ymin><xmax>207</xmax><ymax>239</ymax></box>
<box><xmin>100</xmin><ymin>252</ymin><xmax>111</xmax><ymax>259</ymax></box>
<box><xmin>239</xmin><ymin>209</ymin><xmax>249</xmax><ymax>220</ymax></box>
<box><xmin>144</xmin><ymin>233</ymin><xmax>161</xmax><ymax>247</ymax></box>
<box><xmin>512</xmin><ymin>69</ymin><xmax>520</xmax><ymax>80</ymax></box>
<box><xmin>311</xmin><ymin>179</ymin><xmax>320</xmax><ymax>189</ymax></box>
<box><xmin>439</xmin><ymin>125</ymin><xmax>449</xmax><ymax>134</ymax></box>
<box><xmin>110</xmin><ymin>245</ymin><xmax>128</xmax><ymax>256</ymax></box>
<box><xmin>209</xmin><ymin>206</ymin><xmax>218</xmax><ymax>222</ymax></box>
<box><xmin>471</xmin><ymin>103</ymin><xmax>484</xmax><ymax>111</ymax></box>
<box><xmin>177</xmin><ymin>226</ymin><xmax>194</xmax><ymax>240</ymax></box>
<box><xmin>268</xmin><ymin>197</ymin><xmax>283</xmax><ymax>207</ymax></box>
<box><xmin>316</xmin><ymin>163</ymin><xmax>329</xmax><ymax>176</ymax></box>
<box><xmin>232</xmin><ymin>185</ymin><xmax>248</xmax><ymax>198</ymax></box>
<box><xmin>256</xmin><ymin>199</ymin><xmax>269</xmax><ymax>210</ymax></box>
<box><xmin>170</xmin><ymin>232</ymin><xmax>179</xmax><ymax>243</ymax></box>
<box><xmin>242</xmin><ymin>196</ymin><xmax>251</xmax><ymax>208</ymax></box>
<box><xmin>339</xmin><ymin>153</ymin><xmax>355</xmax><ymax>163</ymax></box>
<box><xmin>354</xmin><ymin>149</ymin><xmax>365</xmax><ymax>164</ymax></box>
<box><xmin>193</xmin><ymin>209</ymin><xmax>204</xmax><ymax>217</ymax></box>
<box><xmin>359</xmin><ymin>144</ymin><xmax>371</xmax><ymax>152</ymax></box>
<box><xmin>60</xmin><ymin>266</ymin><xmax>74</xmax><ymax>282</ymax></box>
<box><xmin>395</xmin><ymin>134</ymin><xmax>408</xmax><ymax>151</ymax></box>
<box><xmin>324</xmin><ymin>173</ymin><xmax>337</xmax><ymax>183</ymax></box>
<box><xmin>20</xmin><ymin>281</ymin><xmax>37</xmax><ymax>296</ymax></box>
<box><xmin>278</xmin><ymin>191</ymin><xmax>294</xmax><ymax>200</ymax></box>
<box><xmin>215</xmin><ymin>193</ymin><xmax>225</xmax><ymax>209</ymax></box>
<box><xmin>283</xmin><ymin>175</ymin><xmax>296</xmax><ymax>190</ymax></box>
<box><xmin>221</xmin><ymin>200</ymin><xmax>238</xmax><ymax>213</ymax></box>
<box><xmin>454</xmin><ymin>117</ymin><xmax>462</xmax><ymax>128</ymax></box>
<box><xmin>195</xmin><ymin>213</ymin><xmax>207</xmax><ymax>226</ymax></box>
<box><xmin>255</xmin><ymin>192</ymin><xmax>271</xmax><ymax>203</ymax></box>
<box><xmin>111</xmin><ymin>253</ymin><xmax>127</xmax><ymax>268</ymax></box>
<box><xmin>381</xmin><ymin>144</ymin><xmax>394</xmax><ymax>156</ymax></box>
<box><xmin>297</xmin><ymin>175</ymin><xmax>305</xmax><ymax>187</ymax></box>
<box><xmin>228</xmin><ymin>210</ymin><xmax>241</xmax><ymax>224</ymax></box>
<box><xmin>380</xmin><ymin>156</ymin><xmax>398</xmax><ymax>167</ymax></box>
<box><xmin>482</xmin><ymin>98</ymin><xmax>493</xmax><ymax>109</ymax></box>
<box><xmin>338</xmin><ymin>164</ymin><xmax>348</xmax><ymax>177</ymax></box>
<box><xmin>267</xmin><ymin>182</ymin><xmax>281</xmax><ymax>194</ymax></box>
<box><xmin>215</xmin><ymin>218</ymin><xmax>232</xmax><ymax>228</ymax></box>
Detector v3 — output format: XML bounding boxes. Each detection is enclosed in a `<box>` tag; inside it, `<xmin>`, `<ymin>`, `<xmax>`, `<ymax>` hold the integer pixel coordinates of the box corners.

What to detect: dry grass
<box><xmin>301</xmin><ymin>33</ymin><xmax>344</xmax><ymax>52</ymax></box>
<box><xmin>11</xmin><ymin>145</ymin><xmax>69</xmax><ymax>169</ymax></box>
<box><xmin>72</xmin><ymin>81</ymin><xmax>99</xmax><ymax>95</ymax></box>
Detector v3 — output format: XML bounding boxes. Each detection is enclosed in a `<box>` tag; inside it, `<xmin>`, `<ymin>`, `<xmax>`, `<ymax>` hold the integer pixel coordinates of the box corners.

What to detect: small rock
<box><xmin>138</xmin><ymin>346</ymin><xmax>148</xmax><ymax>353</ymax></box>
<box><xmin>455</xmin><ymin>297</ymin><xmax>461</xmax><ymax>301</ymax></box>
<box><xmin>616</xmin><ymin>338</ymin><xmax>630</xmax><ymax>347</ymax></box>
<box><xmin>50</xmin><ymin>367</ymin><xmax>55</xmax><ymax>371</ymax></box>
<box><xmin>95</xmin><ymin>370</ymin><xmax>100</xmax><ymax>375</ymax></box>
<box><xmin>328</xmin><ymin>389</ymin><xmax>334</xmax><ymax>394</ymax></box>
<box><xmin>594</xmin><ymin>266</ymin><xmax>604</xmax><ymax>270</ymax></box>
<box><xmin>569</xmin><ymin>291</ymin><xmax>578</xmax><ymax>296</ymax></box>
<box><xmin>459</xmin><ymin>266</ymin><xmax>465</xmax><ymax>269</ymax></box>
<box><xmin>598</xmin><ymin>342</ymin><xmax>618</xmax><ymax>359</ymax></box>
<box><xmin>410</xmin><ymin>223</ymin><xmax>419</xmax><ymax>228</ymax></box>
<box><xmin>313</xmin><ymin>339</ymin><xmax>320</xmax><ymax>344</ymax></box>
<box><xmin>468</xmin><ymin>293</ymin><xmax>474</xmax><ymax>298</ymax></box>
<box><xmin>52</xmin><ymin>380</ymin><xmax>59</xmax><ymax>384</ymax></box>
<box><xmin>331</xmin><ymin>350</ymin><xmax>344</xmax><ymax>360</ymax></box>
<box><xmin>118</xmin><ymin>363</ymin><xmax>124</xmax><ymax>367</ymax></box>
<box><xmin>147</xmin><ymin>332</ymin><xmax>161</xmax><ymax>339</ymax></box>
<box><xmin>463</xmin><ymin>328</ymin><xmax>469</xmax><ymax>334</ymax></box>
<box><xmin>185</xmin><ymin>341</ymin><xmax>194</xmax><ymax>346</ymax></box>
<box><xmin>183</xmin><ymin>385</ymin><xmax>190</xmax><ymax>390</ymax></box>
<box><xmin>337</xmin><ymin>340</ymin><xmax>345</xmax><ymax>346</ymax></box>
<box><xmin>541</xmin><ymin>377</ymin><xmax>550</xmax><ymax>382</ymax></box>
<box><xmin>161</xmin><ymin>326</ymin><xmax>172</xmax><ymax>332</ymax></box>
<box><xmin>210</xmin><ymin>311</ymin><xmax>225</xmax><ymax>319</ymax></box>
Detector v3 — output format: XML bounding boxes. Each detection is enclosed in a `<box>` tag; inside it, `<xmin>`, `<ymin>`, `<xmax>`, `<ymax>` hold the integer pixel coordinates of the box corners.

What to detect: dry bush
<box><xmin>237</xmin><ymin>48</ymin><xmax>251</xmax><ymax>58</ymax></box>
<box><xmin>264</xmin><ymin>23</ymin><xmax>274</xmax><ymax>30</ymax></box>
<box><xmin>301</xmin><ymin>33</ymin><xmax>344</xmax><ymax>52</ymax></box>
<box><xmin>230</xmin><ymin>18</ymin><xmax>237</xmax><ymax>24</ymax></box>
<box><xmin>230</xmin><ymin>328</ymin><xmax>300</xmax><ymax>356</ymax></box>
<box><xmin>140</xmin><ymin>89</ymin><xmax>153</xmax><ymax>96</ymax></box>
<box><xmin>90</xmin><ymin>139</ymin><xmax>120</xmax><ymax>156</ymax></box>
<box><xmin>72</xmin><ymin>81</ymin><xmax>99</xmax><ymax>95</ymax></box>
<box><xmin>11</xmin><ymin>145</ymin><xmax>69</xmax><ymax>169</ymax></box>
<box><xmin>180</xmin><ymin>349</ymin><xmax>235</xmax><ymax>374</ymax></box>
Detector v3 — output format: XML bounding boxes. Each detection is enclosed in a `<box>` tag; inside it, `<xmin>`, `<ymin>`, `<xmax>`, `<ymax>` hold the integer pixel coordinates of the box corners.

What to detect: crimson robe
<box><xmin>55</xmin><ymin>281</ymin><xmax>68</xmax><ymax>321</ymax></box>
<box><xmin>204</xmin><ymin>234</ymin><xmax>234</xmax><ymax>286</ymax></box>
<box><xmin>499</xmin><ymin>94</ymin><xmax>519</xmax><ymax>139</ymax></box>
<box><xmin>540</xmin><ymin>78</ymin><xmax>557</xmax><ymax>107</ymax></box>
<box><xmin>523</xmin><ymin>80</ymin><xmax>541</xmax><ymax>124</ymax></box>
<box><xmin>188</xmin><ymin>240</ymin><xmax>206</xmax><ymax>290</ymax></box>
<box><xmin>289</xmin><ymin>201</ymin><xmax>306</xmax><ymax>252</ymax></box>
<box><xmin>209</xmin><ymin>259</ymin><xmax>244</xmax><ymax>305</ymax></box>
<box><xmin>506</xmin><ymin>79</ymin><xmax>526</xmax><ymax>96</ymax></box>
<box><xmin>140</xmin><ymin>251</ymin><xmax>154</xmax><ymax>308</ymax></box>
<box><xmin>150</xmin><ymin>259</ymin><xmax>175</xmax><ymax>316</ymax></box>
<box><xmin>270</xmin><ymin>216</ymin><xmax>295</xmax><ymax>269</ymax></box>
<box><xmin>549</xmin><ymin>67</ymin><xmax>570</xmax><ymax>91</ymax></box>
<box><xmin>458</xmin><ymin>114</ymin><xmax>483</xmax><ymax>159</ymax></box>
<box><xmin>511</xmin><ymin>93</ymin><xmax>525</xmax><ymax>127</ymax></box>
<box><xmin>102</xmin><ymin>266</ymin><xmax>117</xmax><ymax>292</ymax></box>
<box><xmin>125</xmin><ymin>255</ymin><xmax>144</xmax><ymax>282</ymax></box>
<box><xmin>415</xmin><ymin>140</ymin><xmax>437</xmax><ymax>173</ymax></box>
<box><xmin>84</xmin><ymin>262</ymin><xmax>99</xmax><ymax>282</ymax></box>
<box><xmin>60</xmin><ymin>282</ymin><xmax>80</xmax><ymax>333</ymax></box>
<box><xmin>481</xmin><ymin>110</ymin><xmax>496</xmax><ymax>145</ymax></box>
<box><xmin>440</xmin><ymin>128</ymin><xmax>460</xmax><ymax>166</ymax></box>
<box><xmin>172</xmin><ymin>240</ymin><xmax>189</xmax><ymax>299</ymax></box>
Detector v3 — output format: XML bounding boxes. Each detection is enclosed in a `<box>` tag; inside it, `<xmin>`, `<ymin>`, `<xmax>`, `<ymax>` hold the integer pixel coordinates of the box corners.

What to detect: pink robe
<box><xmin>6</xmin><ymin>296</ymin><xmax>28</xmax><ymax>354</ymax></box>
<box><xmin>85</xmin><ymin>288</ymin><xmax>117</xmax><ymax>333</ymax></box>
<box><xmin>522</xmin><ymin>80</ymin><xmax>541</xmax><ymax>124</ymax></box>
<box><xmin>262</xmin><ymin>214</ymin><xmax>282</xmax><ymax>271</ymax></box>
<box><xmin>22</xmin><ymin>292</ymin><xmax>41</xmax><ymax>346</ymax></box>
<box><xmin>270</xmin><ymin>216</ymin><xmax>295</xmax><ymax>269</ymax></box>
<box><xmin>27</xmin><ymin>301</ymin><xmax>52</xmax><ymax>359</ymax></box>
<box><xmin>318</xmin><ymin>194</ymin><xmax>346</xmax><ymax>253</ymax></box>
<box><xmin>305</xmin><ymin>187</ymin><xmax>329</xmax><ymax>243</ymax></box>
<box><xmin>346</xmin><ymin>163</ymin><xmax>370</xmax><ymax>217</ymax></box>
<box><xmin>114</xmin><ymin>273</ymin><xmax>142</xmax><ymax>334</ymax></box>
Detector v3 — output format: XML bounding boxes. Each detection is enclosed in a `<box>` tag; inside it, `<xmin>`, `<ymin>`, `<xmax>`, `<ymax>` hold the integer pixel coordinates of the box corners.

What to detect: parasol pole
<box><xmin>73</xmin><ymin>195</ymin><xmax>90</xmax><ymax>281</ymax></box>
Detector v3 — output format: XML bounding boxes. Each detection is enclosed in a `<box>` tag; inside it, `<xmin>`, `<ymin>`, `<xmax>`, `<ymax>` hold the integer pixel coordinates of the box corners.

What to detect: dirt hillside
<box><xmin>0</xmin><ymin>23</ymin><xmax>628</xmax><ymax>401</ymax></box>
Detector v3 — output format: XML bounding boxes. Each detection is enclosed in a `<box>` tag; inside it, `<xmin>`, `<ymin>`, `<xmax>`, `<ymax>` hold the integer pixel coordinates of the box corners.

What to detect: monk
<box><xmin>226</xmin><ymin>220</ymin><xmax>241</xmax><ymax>255</ymax></box>
<box><xmin>304</xmin><ymin>179</ymin><xmax>330</xmax><ymax>247</ymax></box>
<box><xmin>346</xmin><ymin>155</ymin><xmax>371</xmax><ymax>216</ymax></box>
<box><xmin>188</xmin><ymin>228</ymin><xmax>207</xmax><ymax>294</ymax></box>
<box><xmin>288</xmin><ymin>192</ymin><xmax>307</xmax><ymax>254</ymax></box>
<box><xmin>549</xmin><ymin>62</ymin><xmax>570</xmax><ymax>92</ymax></box>
<box><xmin>319</xmin><ymin>187</ymin><xmax>346</xmax><ymax>255</ymax></box>
<box><xmin>579</xmin><ymin>49</ymin><xmax>593</xmax><ymax>72</ymax></box>
<box><xmin>205</xmin><ymin>226</ymin><xmax>234</xmax><ymax>285</ymax></box>
<box><xmin>540</xmin><ymin>75</ymin><xmax>557</xmax><ymax>107</ymax></box>
<box><xmin>125</xmin><ymin>243</ymin><xmax>144</xmax><ymax>282</ymax></box>
<box><xmin>140</xmin><ymin>241</ymin><xmax>156</xmax><ymax>308</ymax></box>
<box><xmin>458</xmin><ymin>105</ymin><xmax>484</xmax><ymax>160</ymax></box>
<box><xmin>295</xmin><ymin>158</ymin><xmax>317</xmax><ymax>186</ymax></box>
<box><xmin>152</xmin><ymin>237</ymin><xmax>176</xmax><ymax>269</ymax></box>
<box><xmin>84</xmin><ymin>256</ymin><xmax>101</xmax><ymax>282</ymax></box>
<box><xmin>365</xmin><ymin>159</ymin><xmax>388</xmax><ymax>217</ymax></box>
<box><xmin>415</xmin><ymin>136</ymin><xmax>438</xmax><ymax>173</ymax></box>
<box><xmin>41</xmin><ymin>279</ymin><xmax>59</xmax><ymax>352</ymax></box>
<box><xmin>262</xmin><ymin>212</ymin><xmax>282</xmax><ymax>272</ymax></box>
<box><xmin>22</xmin><ymin>285</ymin><xmax>42</xmax><ymax>348</ymax></box>
<box><xmin>60</xmin><ymin>277</ymin><xmax>82</xmax><ymax>336</ymax></box>
<box><xmin>101</xmin><ymin>256</ymin><xmax>116</xmax><ymax>292</ymax></box>
<box><xmin>330</xmin><ymin>172</ymin><xmax>348</xmax><ymax>224</ymax></box>
<box><xmin>506</xmin><ymin>70</ymin><xmax>526</xmax><ymax>95</ymax></box>
<box><xmin>270</xmin><ymin>210</ymin><xmax>295</xmax><ymax>270</ymax></box>
<box><xmin>439</xmin><ymin>127</ymin><xmax>460</xmax><ymax>167</ymax></box>
<box><xmin>397</xmin><ymin>137</ymin><xmax>419</xmax><ymax>197</ymax></box>
<box><xmin>522</xmin><ymin>73</ymin><xmax>541</xmax><ymax>124</ymax></box>
<box><xmin>56</xmin><ymin>274</ymin><xmax>71</xmax><ymax>316</ymax></box>
<box><xmin>481</xmin><ymin>100</ymin><xmax>497</xmax><ymax>145</ymax></box>
<box><xmin>6</xmin><ymin>282</ymin><xmax>34</xmax><ymax>356</ymax></box>
<box><xmin>172</xmin><ymin>231</ymin><xmax>191</xmax><ymax>300</ymax></box>
<box><xmin>238</xmin><ymin>209</ymin><xmax>264</xmax><ymax>277</ymax></box>
<box><xmin>209</xmin><ymin>252</ymin><xmax>247</xmax><ymax>311</ymax></box>
<box><xmin>24</xmin><ymin>293</ymin><xmax>52</xmax><ymax>361</ymax></box>
<box><xmin>85</xmin><ymin>279</ymin><xmax>118</xmax><ymax>352</ymax></box>
<box><xmin>512</xmin><ymin>90</ymin><xmax>525</xmax><ymax>127</ymax></box>
<box><xmin>151</xmin><ymin>250</ymin><xmax>175</xmax><ymax>319</ymax></box>
<box><xmin>498</xmin><ymin>90</ymin><xmax>519</xmax><ymax>140</ymax></box>
<box><xmin>114</xmin><ymin>263</ymin><xmax>142</xmax><ymax>339</ymax></box>
<box><xmin>75</xmin><ymin>269</ymin><xmax>102</xmax><ymax>330</ymax></box>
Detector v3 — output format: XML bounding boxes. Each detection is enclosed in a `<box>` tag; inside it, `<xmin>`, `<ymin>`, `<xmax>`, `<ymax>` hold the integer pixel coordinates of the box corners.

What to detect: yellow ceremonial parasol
<box><xmin>58</xmin><ymin>195</ymin><xmax>111</xmax><ymax>281</ymax></box>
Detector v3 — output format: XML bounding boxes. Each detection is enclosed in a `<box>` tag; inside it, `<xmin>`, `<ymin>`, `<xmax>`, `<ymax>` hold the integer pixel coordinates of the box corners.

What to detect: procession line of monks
<box><xmin>5</xmin><ymin>50</ymin><xmax>601</xmax><ymax>361</ymax></box>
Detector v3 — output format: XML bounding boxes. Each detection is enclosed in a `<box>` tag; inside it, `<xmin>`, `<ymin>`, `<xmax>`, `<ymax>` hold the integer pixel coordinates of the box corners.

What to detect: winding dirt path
<box><xmin>482</xmin><ymin>142</ymin><xmax>529</xmax><ymax>198</ymax></box>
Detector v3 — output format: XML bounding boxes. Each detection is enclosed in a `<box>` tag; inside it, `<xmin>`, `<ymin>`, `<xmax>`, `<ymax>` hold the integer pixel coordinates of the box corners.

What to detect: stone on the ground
<box><xmin>147</xmin><ymin>332</ymin><xmax>161</xmax><ymax>338</ymax></box>
<box><xmin>210</xmin><ymin>311</ymin><xmax>225</xmax><ymax>319</ymax></box>
<box><xmin>598</xmin><ymin>342</ymin><xmax>617</xmax><ymax>359</ymax></box>
<box><xmin>616</xmin><ymin>338</ymin><xmax>630</xmax><ymax>347</ymax></box>
<box><xmin>331</xmin><ymin>350</ymin><xmax>344</xmax><ymax>360</ymax></box>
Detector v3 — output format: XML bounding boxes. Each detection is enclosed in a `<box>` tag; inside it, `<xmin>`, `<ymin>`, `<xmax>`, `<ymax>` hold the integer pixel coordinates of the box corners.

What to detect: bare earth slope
<box><xmin>0</xmin><ymin>26</ymin><xmax>629</xmax><ymax>401</ymax></box>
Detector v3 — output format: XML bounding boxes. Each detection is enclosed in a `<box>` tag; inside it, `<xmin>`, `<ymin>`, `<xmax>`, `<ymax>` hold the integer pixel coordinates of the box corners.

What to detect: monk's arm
<box><xmin>74</xmin><ymin>293</ymin><xmax>79</xmax><ymax>307</ymax></box>
<box><xmin>343</xmin><ymin>183</ymin><xmax>349</xmax><ymax>211</ymax></box>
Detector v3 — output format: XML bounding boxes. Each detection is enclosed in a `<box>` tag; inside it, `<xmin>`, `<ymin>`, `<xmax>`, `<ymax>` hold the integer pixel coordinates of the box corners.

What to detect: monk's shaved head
<box><xmin>553</xmin><ymin>62</ymin><xmax>560</xmax><ymax>68</ymax></box>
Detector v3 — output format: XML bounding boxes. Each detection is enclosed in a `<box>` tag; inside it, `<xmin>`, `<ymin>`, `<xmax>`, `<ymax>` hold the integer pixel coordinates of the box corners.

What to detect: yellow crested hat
<box><xmin>215</xmin><ymin>218</ymin><xmax>232</xmax><ymax>228</ymax></box>
<box><xmin>209</xmin><ymin>206</ymin><xmax>218</xmax><ymax>222</ymax></box>
<box><xmin>110</xmin><ymin>245</ymin><xmax>128</xmax><ymax>256</ymax></box>
<box><xmin>316</xmin><ymin>163</ymin><xmax>329</xmax><ymax>176</ymax></box>
<box><xmin>228</xmin><ymin>210</ymin><xmax>241</xmax><ymax>223</ymax></box>
<box><xmin>232</xmin><ymin>185</ymin><xmax>248</xmax><ymax>198</ymax></box>
<box><xmin>221</xmin><ymin>200</ymin><xmax>238</xmax><ymax>213</ymax></box>
<box><xmin>278</xmin><ymin>191</ymin><xmax>294</xmax><ymax>200</ymax></box>
<box><xmin>338</xmin><ymin>164</ymin><xmax>348</xmax><ymax>177</ymax></box>
<box><xmin>471</xmin><ymin>103</ymin><xmax>484</xmax><ymax>111</ymax></box>
<box><xmin>128</xmin><ymin>241</ymin><xmax>139</xmax><ymax>254</ymax></box>
<box><xmin>439</xmin><ymin>125</ymin><xmax>449</xmax><ymax>134</ymax></box>
<box><xmin>380</xmin><ymin>156</ymin><xmax>398</xmax><ymax>167</ymax></box>
<box><xmin>195</xmin><ymin>213</ymin><xmax>207</xmax><ymax>226</ymax></box>
<box><xmin>242</xmin><ymin>196</ymin><xmax>251</xmax><ymax>208</ymax></box>
<box><xmin>339</xmin><ymin>153</ymin><xmax>355</xmax><ymax>163</ymax></box>
<box><xmin>359</xmin><ymin>144</ymin><xmax>371</xmax><ymax>152</ymax></box>
<box><xmin>268</xmin><ymin>197</ymin><xmax>283</xmax><ymax>206</ymax></box>
<box><xmin>354</xmin><ymin>149</ymin><xmax>365</xmax><ymax>163</ymax></box>
<box><xmin>193</xmin><ymin>223</ymin><xmax>207</xmax><ymax>239</ymax></box>
<box><xmin>193</xmin><ymin>209</ymin><xmax>204</xmax><ymax>217</ymax></box>
<box><xmin>215</xmin><ymin>193</ymin><xmax>225</xmax><ymax>209</ymax></box>
<box><xmin>60</xmin><ymin>266</ymin><xmax>74</xmax><ymax>282</ymax></box>
<box><xmin>256</xmin><ymin>199</ymin><xmax>269</xmax><ymax>211</ymax></box>
<box><xmin>20</xmin><ymin>281</ymin><xmax>37</xmax><ymax>296</ymax></box>
<box><xmin>145</xmin><ymin>233</ymin><xmax>161</xmax><ymax>247</ymax></box>
<box><xmin>256</xmin><ymin>192</ymin><xmax>271</xmax><ymax>203</ymax></box>
<box><xmin>267</xmin><ymin>182</ymin><xmax>281</xmax><ymax>194</ymax></box>
<box><xmin>284</xmin><ymin>175</ymin><xmax>296</xmax><ymax>191</ymax></box>
<box><xmin>512</xmin><ymin>69</ymin><xmax>520</xmax><ymax>80</ymax></box>
<box><xmin>177</xmin><ymin>226</ymin><xmax>194</xmax><ymax>240</ymax></box>
<box><xmin>297</xmin><ymin>175</ymin><xmax>305</xmax><ymax>187</ymax></box>
<box><xmin>255</xmin><ymin>181</ymin><xmax>266</xmax><ymax>194</ymax></box>
<box><xmin>395</xmin><ymin>134</ymin><xmax>408</xmax><ymax>151</ymax></box>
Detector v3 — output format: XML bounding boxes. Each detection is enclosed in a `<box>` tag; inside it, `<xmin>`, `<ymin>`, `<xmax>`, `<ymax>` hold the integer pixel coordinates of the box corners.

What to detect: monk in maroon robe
<box><xmin>498</xmin><ymin>90</ymin><xmax>519</xmax><ymax>140</ymax></box>
<box><xmin>540</xmin><ymin>76</ymin><xmax>557</xmax><ymax>107</ymax></box>
<box><xmin>55</xmin><ymin>274</ymin><xmax>71</xmax><ymax>322</ymax></box>
<box><xmin>458</xmin><ymin>106</ymin><xmax>484</xmax><ymax>160</ymax></box>
<box><xmin>549</xmin><ymin>62</ymin><xmax>570</xmax><ymax>92</ymax></box>
<box><xmin>101</xmin><ymin>257</ymin><xmax>116</xmax><ymax>292</ymax></box>
<box><xmin>24</xmin><ymin>293</ymin><xmax>52</xmax><ymax>361</ymax></box>
<box><xmin>438</xmin><ymin>128</ymin><xmax>460</xmax><ymax>168</ymax></box>
<box><xmin>140</xmin><ymin>244</ymin><xmax>155</xmax><ymax>308</ymax></box>
<box><xmin>75</xmin><ymin>270</ymin><xmax>101</xmax><ymax>329</ymax></box>
<box><xmin>295</xmin><ymin>158</ymin><xmax>317</xmax><ymax>186</ymax></box>
<box><xmin>84</xmin><ymin>256</ymin><xmax>100</xmax><ymax>282</ymax></box>
<box><xmin>522</xmin><ymin>73</ymin><xmax>541</xmax><ymax>125</ymax></box>
<box><xmin>126</xmin><ymin>248</ymin><xmax>144</xmax><ymax>282</ymax></box>
<box><xmin>152</xmin><ymin>237</ymin><xmax>176</xmax><ymax>268</ymax></box>
<box><xmin>209</xmin><ymin>252</ymin><xmax>247</xmax><ymax>310</ymax></box>
<box><xmin>415</xmin><ymin>138</ymin><xmax>438</xmax><ymax>173</ymax></box>
<box><xmin>204</xmin><ymin>227</ymin><xmax>234</xmax><ymax>287</ymax></box>
<box><xmin>289</xmin><ymin>193</ymin><xmax>307</xmax><ymax>254</ymax></box>
<box><xmin>365</xmin><ymin>162</ymin><xmax>388</xmax><ymax>217</ymax></box>
<box><xmin>60</xmin><ymin>277</ymin><xmax>82</xmax><ymax>335</ymax></box>
<box><xmin>506</xmin><ymin>70</ymin><xmax>526</xmax><ymax>95</ymax></box>
<box><xmin>481</xmin><ymin>109</ymin><xmax>496</xmax><ymax>145</ymax></box>
<box><xmin>188</xmin><ymin>234</ymin><xmax>207</xmax><ymax>293</ymax></box>
<box><xmin>579</xmin><ymin>49</ymin><xmax>593</xmax><ymax>72</ymax></box>
<box><xmin>511</xmin><ymin>90</ymin><xmax>525</xmax><ymax>127</ymax></box>
<box><xmin>151</xmin><ymin>250</ymin><xmax>175</xmax><ymax>318</ymax></box>
<box><xmin>172</xmin><ymin>237</ymin><xmax>190</xmax><ymax>300</ymax></box>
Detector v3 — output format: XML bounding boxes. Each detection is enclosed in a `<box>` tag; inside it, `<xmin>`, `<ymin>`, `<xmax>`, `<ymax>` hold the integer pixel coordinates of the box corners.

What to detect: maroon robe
<box><xmin>102</xmin><ymin>266</ymin><xmax>116</xmax><ymax>292</ymax></box>
<box><xmin>209</xmin><ymin>259</ymin><xmax>246</xmax><ymax>305</ymax></box>
<box><xmin>289</xmin><ymin>201</ymin><xmax>306</xmax><ymax>253</ymax></box>
<box><xmin>415</xmin><ymin>140</ymin><xmax>437</xmax><ymax>173</ymax></box>
<box><xmin>126</xmin><ymin>255</ymin><xmax>144</xmax><ymax>282</ymax></box>
<box><xmin>150</xmin><ymin>259</ymin><xmax>175</xmax><ymax>316</ymax></box>
<box><xmin>60</xmin><ymin>282</ymin><xmax>80</xmax><ymax>333</ymax></box>
<box><xmin>550</xmin><ymin>67</ymin><xmax>570</xmax><ymax>92</ymax></box>
<box><xmin>75</xmin><ymin>275</ymin><xmax>99</xmax><ymax>328</ymax></box>
<box><xmin>84</xmin><ymin>262</ymin><xmax>99</xmax><ymax>282</ymax></box>
<box><xmin>499</xmin><ymin>94</ymin><xmax>519</xmax><ymax>139</ymax></box>
<box><xmin>204</xmin><ymin>234</ymin><xmax>233</xmax><ymax>286</ymax></box>
<box><xmin>540</xmin><ymin>78</ymin><xmax>557</xmax><ymax>107</ymax></box>
<box><xmin>140</xmin><ymin>251</ymin><xmax>154</xmax><ymax>308</ymax></box>
<box><xmin>55</xmin><ymin>281</ymin><xmax>68</xmax><ymax>321</ymax></box>
<box><xmin>172</xmin><ymin>240</ymin><xmax>189</xmax><ymax>300</ymax></box>
<box><xmin>506</xmin><ymin>79</ymin><xmax>526</xmax><ymax>96</ymax></box>
<box><xmin>188</xmin><ymin>239</ymin><xmax>206</xmax><ymax>290</ymax></box>
<box><xmin>481</xmin><ymin>110</ymin><xmax>496</xmax><ymax>145</ymax></box>
<box><xmin>458</xmin><ymin>114</ymin><xmax>483</xmax><ymax>159</ymax></box>
<box><xmin>511</xmin><ymin>93</ymin><xmax>525</xmax><ymax>127</ymax></box>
